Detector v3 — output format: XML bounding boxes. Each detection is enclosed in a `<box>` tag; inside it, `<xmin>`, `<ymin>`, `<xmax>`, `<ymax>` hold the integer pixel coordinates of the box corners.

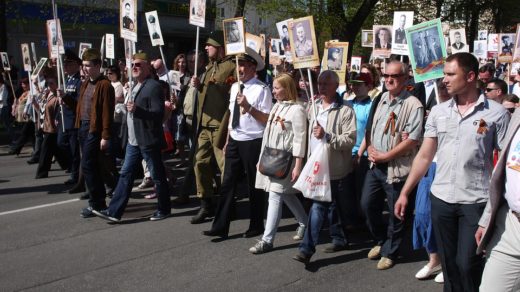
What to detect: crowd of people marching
<box><xmin>1</xmin><ymin>30</ymin><xmax>520</xmax><ymax>292</ymax></box>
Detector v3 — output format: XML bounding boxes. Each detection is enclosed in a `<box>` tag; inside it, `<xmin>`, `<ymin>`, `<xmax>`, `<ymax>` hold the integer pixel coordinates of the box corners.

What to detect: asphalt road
<box><xmin>0</xmin><ymin>143</ymin><xmax>442</xmax><ymax>292</ymax></box>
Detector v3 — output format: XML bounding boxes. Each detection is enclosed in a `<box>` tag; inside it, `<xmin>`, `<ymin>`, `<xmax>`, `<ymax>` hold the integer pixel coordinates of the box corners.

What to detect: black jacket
<box><xmin>127</xmin><ymin>78</ymin><xmax>165</xmax><ymax>149</ymax></box>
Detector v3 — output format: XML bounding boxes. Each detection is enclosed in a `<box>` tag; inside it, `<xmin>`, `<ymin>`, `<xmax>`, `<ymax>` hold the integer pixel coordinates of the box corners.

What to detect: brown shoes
<box><xmin>367</xmin><ymin>245</ymin><xmax>381</xmax><ymax>260</ymax></box>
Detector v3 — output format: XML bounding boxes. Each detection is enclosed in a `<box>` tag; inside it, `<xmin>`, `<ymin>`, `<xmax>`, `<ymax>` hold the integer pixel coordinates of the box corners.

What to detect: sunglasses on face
<box><xmin>485</xmin><ymin>88</ymin><xmax>498</xmax><ymax>92</ymax></box>
<box><xmin>132</xmin><ymin>62</ymin><xmax>142</xmax><ymax>68</ymax></box>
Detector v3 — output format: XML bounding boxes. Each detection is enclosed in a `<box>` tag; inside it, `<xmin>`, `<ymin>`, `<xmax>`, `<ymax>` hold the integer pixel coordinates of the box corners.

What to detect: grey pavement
<box><xmin>0</xmin><ymin>144</ymin><xmax>442</xmax><ymax>292</ymax></box>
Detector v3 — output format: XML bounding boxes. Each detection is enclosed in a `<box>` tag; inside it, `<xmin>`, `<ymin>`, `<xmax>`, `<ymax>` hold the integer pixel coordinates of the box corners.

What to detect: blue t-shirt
<box><xmin>347</xmin><ymin>96</ymin><xmax>372</xmax><ymax>156</ymax></box>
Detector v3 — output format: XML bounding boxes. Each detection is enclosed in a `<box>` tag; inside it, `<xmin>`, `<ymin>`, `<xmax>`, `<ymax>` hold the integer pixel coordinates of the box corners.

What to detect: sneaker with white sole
<box><xmin>249</xmin><ymin>240</ymin><xmax>273</xmax><ymax>254</ymax></box>
<box><xmin>434</xmin><ymin>272</ymin><xmax>444</xmax><ymax>283</ymax></box>
<box><xmin>137</xmin><ymin>177</ymin><xmax>153</xmax><ymax>189</ymax></box>
<box><xmin>293</xmin><ymin>225</ymin><xmax>305</xmax><ymax>240</ymax></box>
<box><xmin>415</xmin><ymin>264</ymin><xmax>442</xmax><ymax>279</ymax></box>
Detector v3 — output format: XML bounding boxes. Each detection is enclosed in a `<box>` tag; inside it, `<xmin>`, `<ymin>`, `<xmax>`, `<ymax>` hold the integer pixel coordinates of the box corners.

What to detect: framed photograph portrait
<box><xmin>223</xmin><ymin>17</ymin><xmax>246</xmax><ymax>55</ymax></box>
<box><xmin>277</xmin><ymin>19</ymin><xmax>293</xmax><ymax>62</ymax></box>
<box><xmin>449</xmin><ymin>28</ymin><xmax>469</xmax><ymax>53</ymax></box>
<box><xmin>514</xmin><ymin>24</ymin><xmax>520</xmax><ymax>63</ymax></box>
<box><xmin>361</xmin><ymin>30</ymin><xmax>373</xmax><ymax>48</ymax></box>
<box><xmin>245</xmin><ymin>33</ymin><xmax>264</xmax><ymax>55</ymax></box>
<box><xmin>373</xmin><ymin>25</ymin><xmax>393</xmax><ymax>58</ymax></box>
<box><xmin>288</xmin><ymin>16</ymin><xmax>319</xmax><ymax>69</ymax></box>
<box><xmin>478</xmin><ymin>30</ymin><xmax>488</xmax><ymax>41</ymax></box>
<box><xmin>391</xmin><ymin>11</ymin><xmax>414</xmax><ymax>55</ymax></box>
<box><xmin>350</xmin><ymin>56</ymin><xmax>362</xmax><ymax>73</ymax></box>
<box><xmin>323</xmin><ymin>41</ymin><xmax>348</xmax><ymax>84</ymax></box>
<box><xmin>406</xmin><ymin>18</ymin><xmax>447</xmax><ymax>83</ymax></box>
<box><xmin>105</xmin><ymin>34</ymin><xmax>115</xmax><ymax>59</ymax></box>
<box><xmin>145</xmin><ymin>11</ymin><xmax>164</xmax><ymax>46</ymax></box>
<box><xmin>21</xmin><ymin>43</ymin><xmax>32</xmax><ymax>72</ymax></box>
<box><xmin>511</xmin><ymin>62</ymin><xmax>520</xmax><ymax>76</ymax></box>
<box><xmin>487</xmin><ymin>33</ymin><xmax>499</xmax><ymax>52</ymax></box>
<box><xmin>189</xmin><ymin>0</ymin><xmax>206</xmax><ymax>27</ymax></box>
<box><xmin>31</xmin><ymin>58</ymin><xmax>48</xmax><ymax>78</ymax></box>
<box><xmin>46</xmin><ymin>19</ymin><xmax>65</xmax><ymax>58</ymax></box>
<box><xmin>498</xmin><ymin>33</ymin><xmax>515</xmax><ymax>64</ymax></box>
<box><xmin>1</xmin><ymin>52</ymin><xmax>10</xmax><ymax>71</ymax></box>
<box><xmin>259</xmin><ymin>34</ymin><xmax>266</xmax><ymax>59</ymax></box>
<box><xmin>78</xmin><ymin>43</ymin><xmax>92</xmax><ymax>59</ymax></box>
<box><xmin>473</xmin><ymin>40</ymin><xmax>488</xmax><ymax>60</ymax></box>
<box><xmin>120</xmin><ymin>0</ymin><xmax>137</xmax><ymax>42</ymax></box>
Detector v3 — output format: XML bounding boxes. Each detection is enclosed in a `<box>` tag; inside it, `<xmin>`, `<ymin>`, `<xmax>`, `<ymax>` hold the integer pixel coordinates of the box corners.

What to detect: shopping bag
<box><xmin>293</xmin><ymin>141</ymin><xmax>332</xmax><ymax>202</ymax></box>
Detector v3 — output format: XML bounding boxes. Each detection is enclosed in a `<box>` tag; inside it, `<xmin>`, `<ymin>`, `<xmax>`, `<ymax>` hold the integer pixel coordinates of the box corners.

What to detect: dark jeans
<box><xmin>107</xmin><ymin>143</ymin><xmax>171</xmax><ymax>219</ymax></box>
<box><xmin>344</xmin><ymin>155</ymin><xmax>369</xmax><ymax>225</ymax></box>
<box><xmin>430</xmin><ymin>194</ymin><xmax>485</xmax><ymax>292</ymax></box>
<box><xmin>58</xmin><ymin>128</ymin><xmax>80</xmax><ymax>181</ymax></box>
<box><xmin>210</xmin><ymin>137</ymin><xmax>265</xmax><ymax>234</ymax></box>
<box><xmin>79</xmin><ymin>121</ymin><xmax>106</xmax><ymax>210</ymax></box>
<box><xmin>361</xmin><ymin>166</ymin><xmax>405</xmax><ymax>260</ymax></box>
<box><xmin>30</xmin><ymin>128</ymin><xmax>44</xmax><ymax>161</ymax></box>
<box><xmin>299</xmin><ymin>176</ymin><xmax>349</xmax><ymax>256</ymax></box>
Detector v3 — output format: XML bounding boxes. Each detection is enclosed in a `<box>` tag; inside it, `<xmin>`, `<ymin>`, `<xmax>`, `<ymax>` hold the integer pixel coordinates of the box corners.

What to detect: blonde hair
<box><xmin>274</xmin><ymin>73</ymin><xmax>298</xmax><ymax>101</ymax></box>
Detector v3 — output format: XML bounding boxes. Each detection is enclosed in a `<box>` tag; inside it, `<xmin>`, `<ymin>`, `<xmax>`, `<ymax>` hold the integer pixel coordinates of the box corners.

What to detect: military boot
<box><xmin>190</xmin><ymin>198</ymin><xmax>214</xmax><ymax>224</ymax></box>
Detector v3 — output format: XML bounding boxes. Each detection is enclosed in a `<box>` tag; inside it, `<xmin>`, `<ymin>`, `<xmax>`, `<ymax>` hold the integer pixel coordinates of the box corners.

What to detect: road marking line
<box><xmin>0</xmin><ymin>198</ymin><xmax>80</xmax><ymax>216</ymax></box>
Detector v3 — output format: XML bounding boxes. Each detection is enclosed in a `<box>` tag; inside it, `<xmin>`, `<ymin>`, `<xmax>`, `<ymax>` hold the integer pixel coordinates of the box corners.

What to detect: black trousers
<box><xmin>36</xmin><ymin>132</ymin><xmax>69</xmax><ymax>177</ymax></box>
<box><xmin>11</xmin><ymin>121</ymin><xmax>35</xmax><ymax>153</ymax></box>
<box><xmin>430</xmin><ymin>194</ymin><xmax>486</xmax><ymax>292</ymax></box>
<box><xmin>210</xmin><ymin>137</ymin><xmax>265</xmax><ymax>234</ymax></box>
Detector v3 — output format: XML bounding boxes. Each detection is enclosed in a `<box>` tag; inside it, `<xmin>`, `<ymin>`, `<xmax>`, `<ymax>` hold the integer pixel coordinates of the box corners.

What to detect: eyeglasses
<box><xmin>383</xmin><ymin>73</ymin><xmax>404</xmax><ymax>79</ymax></box>
<box><xmin>485</xmin><ymin>88</ymin><xmax>498</xmax><ymax>92</ymax></box>
<box><xmin>132</xmin><ymin>62</ymin><xmax>142</xmax><ymax>68</ymax></box>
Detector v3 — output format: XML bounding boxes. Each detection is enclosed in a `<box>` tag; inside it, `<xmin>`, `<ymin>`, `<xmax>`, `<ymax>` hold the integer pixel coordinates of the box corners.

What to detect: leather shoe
<box><xmin>377</xmin><ymin>257</ymin><xmax>394</xmax><ymax>270</ymax></box>
<box><xmin>35</xmin><ymin>173</ymin><xmax>48</xmax><ymax>179</ymax></box>
<box><xmin>323</xmin><ymin>243</ymin><xmax>348</xmax><ymax>253</ymax></box>
<box><xmin>242</xmin><ymin>229</ymin><xmax>264</xmax><ymax>238</ymax></box>
<box><xmin>172</xmin><ymin>195</ymin><xmax>190</xmax><ymax>206</ymax></box>
<box><xmin>190</xmin><ymin>207</ymin><xmax>214</xmax><ymax>224</ymax></box>
<box><xmin>68</xmin><ymin>184</ymin><xmax>86</xmax><ymax>194</ymax></box>
<box><xmin>202</xmin><ymin>229</ymin><xmax>228</xmax><ymax>239</ymax></box>
<box><xmin>64</xmin><ymin>178</ymin><xmax>77</xmax><ymax>185</ymax></box>
<box><xmin>368</xmin><ymin>245</ymin><xmax>381</xmax><ymax>260</ymax></box>
<box><xmin>292</xmin><ymin>251</ymin><xmax>311</xmax><ymax>264</ymax></box>
<box><xmin>27</xmin><ymin>158</ymin><xmax>39</xmax><ymax>164</ymax></box>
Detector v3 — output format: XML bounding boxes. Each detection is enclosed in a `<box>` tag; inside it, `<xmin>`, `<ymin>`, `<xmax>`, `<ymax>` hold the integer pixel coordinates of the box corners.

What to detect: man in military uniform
<box><xmin>190</xmin><ymin>31</ymin><xmax>236</xmax><ymax>224</ymax></box>
<box><xmin>327</xmin><ymin>48</ymin><xmax>342</xmax><ymax>70</ymax></box>
<box><xmin>122</xmin><ymin>2</ymin><xmax>134</xmax><ymax>31</ymax></box>
<box><xmin>57</xmin><ymin>49</ymin><xmax>82</xmax><ymax>186</ymax></box>
<box><xmin>294</xmin><ymin>23</ymin><xmax>313</xmax><ymax>57</ymax></box>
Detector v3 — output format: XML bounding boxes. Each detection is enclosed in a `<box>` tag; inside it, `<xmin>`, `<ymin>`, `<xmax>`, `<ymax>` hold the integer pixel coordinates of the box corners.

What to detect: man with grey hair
<box><xmin>293</xmin><ymin>70</ymin><xmax>357</xmax><ymax>264</ymax></box>
<box><xmin>361</xmin><ymin>60</ymin><xmax>424</xmax><ymax>270</ymax></box>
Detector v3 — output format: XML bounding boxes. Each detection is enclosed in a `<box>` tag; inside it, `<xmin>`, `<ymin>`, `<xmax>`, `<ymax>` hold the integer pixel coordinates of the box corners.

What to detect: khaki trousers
<box><xmin>194</xmin><ymin>127</ymin><xmax>224</xmax><ymax>198</ymax></box>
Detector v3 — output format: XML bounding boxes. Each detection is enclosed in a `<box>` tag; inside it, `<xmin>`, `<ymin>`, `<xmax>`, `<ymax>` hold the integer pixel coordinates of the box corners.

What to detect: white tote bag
<box><xmin>294</xmin><ymin>141</ymin><xmax>332</xmax><ymax>202</ymax></box>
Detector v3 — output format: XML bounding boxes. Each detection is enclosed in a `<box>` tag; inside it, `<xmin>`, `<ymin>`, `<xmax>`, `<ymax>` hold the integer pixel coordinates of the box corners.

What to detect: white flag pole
<box><xmin>52</xmin><ymin>1</ymin><xmax>65</xmax><ymax>132</ymax></box>
<box><xmin>194</xmin><ymin>26</ymin><xmax>200</xmax><ymax>77</ymax></box>
<box><xmin>307</xmin><ymin>68</ymin><xmax>317</xmax><ymax>121</ymax></box>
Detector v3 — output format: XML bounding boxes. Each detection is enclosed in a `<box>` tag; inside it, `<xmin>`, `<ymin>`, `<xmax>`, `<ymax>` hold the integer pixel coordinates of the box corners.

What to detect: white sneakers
<box><xmin>415</xmin><ymin>264</ymin><xmax>442</xmax><ymax>279</ymax></box>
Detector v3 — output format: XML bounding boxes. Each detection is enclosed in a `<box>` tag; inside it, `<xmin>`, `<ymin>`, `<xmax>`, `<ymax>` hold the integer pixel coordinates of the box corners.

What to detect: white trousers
<box><xmin>480</xmin><ymin>205</ymin><xmax>520</xmax><ymax>292</ymax></box>
<box><xmin>262</xmin><ymin>191</ymin><xmax>308</xmax><ymax>244</ymax></box>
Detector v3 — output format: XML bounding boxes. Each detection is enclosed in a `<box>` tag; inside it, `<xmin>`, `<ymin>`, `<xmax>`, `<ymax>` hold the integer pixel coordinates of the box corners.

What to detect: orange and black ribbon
<box><xmin>275</xmin><ymin>116</ymin><xmax>286</xmax><ymax>131</ymax></box>
<box><xmin>477</xmin><ymin>118</ymin><xmax>488</xmax><ymax>134</ymax></box>
<box><xmin>384</xmin><ymin>112</ymin><xmax>397</xmax><ymax>136</ymax></box>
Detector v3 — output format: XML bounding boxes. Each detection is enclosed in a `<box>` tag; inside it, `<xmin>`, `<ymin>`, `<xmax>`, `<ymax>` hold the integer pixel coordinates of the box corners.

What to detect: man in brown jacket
<box><xmin>62</xmin><ymin>48</ymin><xmax>115</xmax><ymax>218</ymax></box>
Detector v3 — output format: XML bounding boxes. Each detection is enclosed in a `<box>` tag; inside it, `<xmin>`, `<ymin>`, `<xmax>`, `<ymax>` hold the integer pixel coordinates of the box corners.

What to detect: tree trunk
<box><xmin>0</xmin><ymin>0</ymin><xmax>6</xmax><ymax>51</ymax></box>
<box><xmin>234</xmin><ymin>0</ymin><xmax>247</xmax><ymax>17</ymax></box>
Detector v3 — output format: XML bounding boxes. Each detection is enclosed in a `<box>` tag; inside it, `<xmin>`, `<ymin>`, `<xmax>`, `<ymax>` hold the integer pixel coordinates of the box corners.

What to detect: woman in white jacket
<box><xmin>250</xmin><ymin>73</ymin><xmax>308</xmax><ymax>254</ymax></box>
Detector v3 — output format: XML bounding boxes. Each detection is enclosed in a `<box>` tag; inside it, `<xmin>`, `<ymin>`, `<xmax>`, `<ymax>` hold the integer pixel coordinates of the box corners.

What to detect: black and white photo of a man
<box><xmin>148</xmin><ymin>15</ymin><xmax>160</xmax><ymax>40</ymax></box>
<box><xmin>225</xmin><ymin>21</ymin><xmax>242</xmax><ymax>43</ymax></box>
<box><xmin>122</xmin><ymin>2</ymin><xmax>135</xmax><ymax>31</ymax></box>
<box><xmin>394</xmin><ymin>14</ymin><xmax>407</xmax><ymax>44</ymax></box>
<box><xmin>293</xmin><ymin>22</ymin><xmax>313</xmax><ymax>57</ymax></box>
<box><xmin>451</xmin><ymin>31</ymin><xmax>465</xmax><ymax>50</ymax></box>
<box><xmin>1</xmin><ymin>53</ymin><xmax>10</xmax><ymax>70</ymax></box>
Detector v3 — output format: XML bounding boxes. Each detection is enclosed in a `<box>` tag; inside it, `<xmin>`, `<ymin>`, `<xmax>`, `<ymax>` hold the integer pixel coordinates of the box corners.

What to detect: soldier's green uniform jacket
<box><xmin>196</xmin><ymin>56</ymin><xmax>236</xmax><ymax>129</ymax></box>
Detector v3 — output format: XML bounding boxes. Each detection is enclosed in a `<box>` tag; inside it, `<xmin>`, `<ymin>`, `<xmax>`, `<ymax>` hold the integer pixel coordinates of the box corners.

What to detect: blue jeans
<box><xmin>299</xmin><ymin>177</ymin><xmax>348</xmax><ymax>256</ymax></box>
<box><xmin>107</xmin><ymin>144</ymin><xmax>171</xmax><ymax>219</ymax></box>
